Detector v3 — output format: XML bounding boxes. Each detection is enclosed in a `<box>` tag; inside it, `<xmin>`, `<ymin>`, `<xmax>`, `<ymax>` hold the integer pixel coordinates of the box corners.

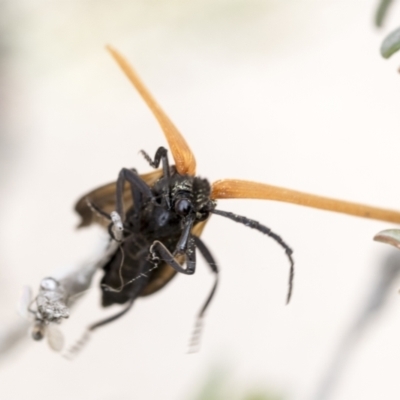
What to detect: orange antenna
<box><xmin>106</xmin><ymin>45</ymin><xmax>196</xmax><ymax>176</ymax></box>
<box><xmin>211</xmin><ymin>179</ymin><xmax>400</xmax><ymax>224</ymax></box>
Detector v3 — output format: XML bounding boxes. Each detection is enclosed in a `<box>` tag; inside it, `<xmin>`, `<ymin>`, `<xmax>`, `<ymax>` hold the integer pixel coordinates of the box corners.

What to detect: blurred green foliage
<box><xmin>380</xmin><ymin>26</ymin><xmax>400</xmax><ymax>58</ymax></box>
<box><xmin>375</xmin><ymin>0</ymin><xmax>394</xmax><ymax>27</ymax></box>
<box><xmin>191</xmin><ymin>368</ymin><xmax>283</xmax><ymax>400</ymax></box>
<box><xmin>375</xmin><ymin>0</ymin><xmax>400</xmax><ymax>60</ymax></box>
<box><xmin>243</xmin><ymin>391</ymin><xmax>282</xmax><ymax>400</ymax></box>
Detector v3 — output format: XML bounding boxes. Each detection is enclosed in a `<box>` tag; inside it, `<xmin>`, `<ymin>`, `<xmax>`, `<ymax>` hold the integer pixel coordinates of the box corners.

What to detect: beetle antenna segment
<box><xmin>211</xmin><ymin>209</ymin><xmax>294</xmax><ymax>304</ymax></box>
<box><xmin>211</xmin><ymin>179</ymin><xmax>400</xmax><ymax>224</ymax></box>
<box><xmin>106</xmin><ymin>45</ymin><xmax>196</xmax><ymax>176</ymax></box>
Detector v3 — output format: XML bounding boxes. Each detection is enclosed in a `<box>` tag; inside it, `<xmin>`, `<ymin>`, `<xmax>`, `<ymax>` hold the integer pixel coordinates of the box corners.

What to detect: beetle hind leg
<box><xmin>188</xmin><ymin>236</ymin><xmax>219</xmax><ymax>353</ymax></box>
<box><xmin>211</xmin><ymin>209</ymin><xmax>294</xmax><ymax>304</ymax></box>
<box><xmin>89</xmin><ymin>297</ymin><xmax>136</xmax><ymax>331</ymax></box>
<box><xmin>63</xmin><ymin>297</ymin><xmax>136</xmax><ymax>360</ymax></box>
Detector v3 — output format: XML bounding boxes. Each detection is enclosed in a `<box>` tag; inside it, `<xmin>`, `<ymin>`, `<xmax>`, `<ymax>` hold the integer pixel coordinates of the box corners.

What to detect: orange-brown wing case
<box><xmin>75</xmin><ymin>169</ymin><xmax>164</xmax><ymax>228</ymax></box>
<box><xmin>75</xmin><ymin>168</ymin><xmax>210</xmax><ymax>297</ymax></box>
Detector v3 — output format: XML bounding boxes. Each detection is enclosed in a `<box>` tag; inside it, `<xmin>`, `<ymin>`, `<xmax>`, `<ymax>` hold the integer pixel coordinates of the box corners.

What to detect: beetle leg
<box><xmin>149</xmin><ymin>214</ymin><xmax>196</xmax><ymax>274</ymax></box>
<box><xmin>149</xmin><ymin>239</ymin><xmax>196</xmax><ymax>275</ymax></box>
<box><xmin>140</xmin><ymin>147</ymin><xmax>171</xmax><ymax>206</ymax></box>
<box><xmin>88</xmin><ymin>260</ymin><xmax>151</xmax><ymax>331</ymax></box>
<box><xmin>64</xmin><ymin>262</ymin><xmax>150</xmax><ymax>359</ymax></box>
<box><xmin>108</xmin><ymin>211</ymin><xmax>124</xmax><ymax>242</ymax></box>
<box><xmin>188</xmin><ymin>236</ymin><xmax>219</xmax><ymax>352</ymax></box>
<box><xmin>64</xmin><ymin>292</ymin><xmax>139</xmax><ymax>359</ymax></box>
<box><xmin>116</xmin><ymin>168</ymin><xmax>154</xmax><ymax>221</ymax></box>
<box><xmin>88</xmin><ymin>298</ymin><xmax>135</xmax><ymax>331</ymax></box>
<box><xmin>211</xmin><ymin>209</ymin><xmax>294</xmax><ymax>304</ymax></box>
<box><xmin>175</xmin><ymin>215</ymin><xmax>195</xmax><ymax>253</ymax></box>
<box><xmin>85</xmin><ymin>200</ymin><xmax>124</xmax><ymax>242</ymax></box>
<box><xmin>185</xmin><ymin>236</ymin><xmax>196</xmax><ymax>273</ymax></box>
<box><xmin>193</xmin><ymin>236</ymin><xmax>219</xmax><ymax>317</ymax></box>
<box><xmin>140</xmin><ymin>147</ymin><xmax>170</xmax><ymax>178</ymax></box>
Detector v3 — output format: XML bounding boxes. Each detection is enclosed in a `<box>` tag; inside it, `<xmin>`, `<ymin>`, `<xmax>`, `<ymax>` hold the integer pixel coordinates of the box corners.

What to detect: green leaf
<box><xmin>380</xmin><ymin>26</ymin><xmax>400</xmax><ymax>58</ymax></box>
<box><xmin>243</xmin><ymin>392</ymin><xmax>282</xmax><ymax>400</ymax></box>
<box><xmin>375</xmin><ymin>0</ymin><xmax>394</xmax><ymax>27</ymax></box>
<box><xmin>374</xmin><ymin>229</ymin><xmax>400</xmax><ymax>248</ymax></box>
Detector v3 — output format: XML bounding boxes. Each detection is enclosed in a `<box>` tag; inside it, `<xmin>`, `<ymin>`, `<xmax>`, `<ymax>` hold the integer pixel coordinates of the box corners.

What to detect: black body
<box><xmin>88</xmin><ymin>147</ymin><xmax>219</xmax><ymax>332</ymax></box>
<box><xmin>101</xmin><ymin>166</ymin><xmax>214</xmax><ymax>307</ymax></box>
<box><xmin>84</xmin><ymin>146</ymin><xmax>292</xmax><ymax>337</ymax></box>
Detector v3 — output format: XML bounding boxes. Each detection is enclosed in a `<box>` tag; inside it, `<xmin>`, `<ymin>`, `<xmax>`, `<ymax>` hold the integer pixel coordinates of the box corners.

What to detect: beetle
<box><xmin>74</xmin><ymin>46</ymin><xmax>400</xmax><ymax>349</ymax></box>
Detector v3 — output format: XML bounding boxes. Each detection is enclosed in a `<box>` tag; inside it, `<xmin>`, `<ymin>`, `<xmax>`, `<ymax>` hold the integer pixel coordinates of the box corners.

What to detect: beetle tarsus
<box><xmin>187</xmin><ymin>236</ymin><xmax>219</xmax><ymax>353</ymax></box>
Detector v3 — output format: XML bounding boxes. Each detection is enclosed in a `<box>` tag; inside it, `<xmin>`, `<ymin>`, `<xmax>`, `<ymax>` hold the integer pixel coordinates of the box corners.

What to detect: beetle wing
<box><xmin>75</xmin><ymin>170</ymin><xmax>210</xmax><ymax>295</ymax></box>
<box><xmin>140</xmin><ymin>218</ymin><xmax>210</xmax><ymax>296</ymax></box>
<box><xmin>75</xmin><ymin>169</ymin><xmax>164</xmax><ymax>228</ymax></box>
<box><xmin>211</xmin><ymin>179</ymin><xmax>400</xmax><ymax>224</ymax></box>
<box><xmin>106</xmin><ymin>45</ymin><xmax>196</xmax><ymax>176</ymax></box>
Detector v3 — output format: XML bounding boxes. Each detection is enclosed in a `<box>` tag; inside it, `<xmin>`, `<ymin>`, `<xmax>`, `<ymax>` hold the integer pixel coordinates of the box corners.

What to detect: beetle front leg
<box><xmin>115</xmin><ymin>168</ymin><xmax>154</xmax><ymax>220</ymax></box>
<box><xmin>140</xmin><ymin>147</ymin><xmax>172</xmax><ymax>206</ymax></box>
<box><xmin>149</xmin><ymin>239</ymin><xmax>196</xmax><ymax>275</ymax></box>
<box><xmin>140</xmin><ymin>146</ymin><xmax>170</xmax><ymax>180</ymax></box>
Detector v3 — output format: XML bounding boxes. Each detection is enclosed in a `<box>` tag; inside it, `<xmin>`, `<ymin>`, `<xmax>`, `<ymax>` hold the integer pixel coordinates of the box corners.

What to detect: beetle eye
<box><xmin>175</xmin><ymin>198</ymin><xmax>192</xmax><ymax>216</ymax></box>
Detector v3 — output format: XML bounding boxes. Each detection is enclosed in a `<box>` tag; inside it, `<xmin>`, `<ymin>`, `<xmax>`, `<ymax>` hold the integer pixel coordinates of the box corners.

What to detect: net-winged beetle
<box><xmin>74</xmin><ymin>46</ymin><xmax>400</xmax><ymax>349</ymax></box>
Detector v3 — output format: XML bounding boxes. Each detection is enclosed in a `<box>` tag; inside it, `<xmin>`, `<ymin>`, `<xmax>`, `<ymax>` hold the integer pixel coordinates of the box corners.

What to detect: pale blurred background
<box><xmin>1</xmin><ymin>0</ymin><xmax>400</xmax><ymax>399</ymax></box>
